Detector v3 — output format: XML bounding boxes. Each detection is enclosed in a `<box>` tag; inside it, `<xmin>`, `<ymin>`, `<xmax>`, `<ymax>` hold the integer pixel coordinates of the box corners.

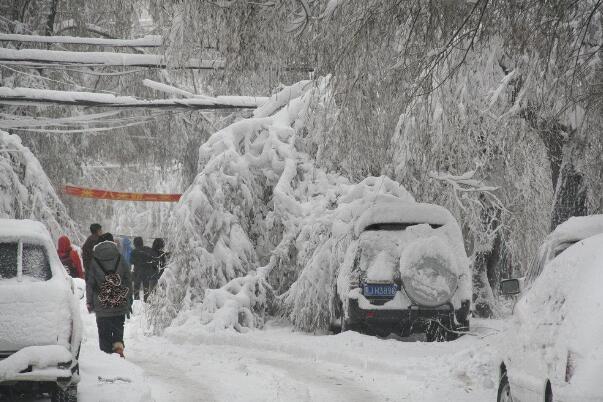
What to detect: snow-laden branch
<box><xmin>428</xmin><ymin>170</ymin><xmax>504</xmax><ymax>212</ymax></box>
<box><xmin>142</xmin><ymin>79</ymin><xmax>196</xmax><ymax>98</ymax></box>
<box><xmin>428</xmin><ymin>170</ymin><xmax>499</xmax><ymax>193</ymax></box>
<box><xmin>142</xmin><ymin>79</ymin><xmax>271</xmax><ymax>108</ymax></box>
<box><xmin>0</xmin><ymin>33</ymin><xmax>162</xmax><ymax>47</ymax></box>
<box><xmin>0</xmin><ymin>87</ymin><xmax>266</xmax><ymax>110</ymax></box>
<box><xmin>0</xmin><ymin>48</ymin><xmax>224</xmax><ymax>69</ymax></box>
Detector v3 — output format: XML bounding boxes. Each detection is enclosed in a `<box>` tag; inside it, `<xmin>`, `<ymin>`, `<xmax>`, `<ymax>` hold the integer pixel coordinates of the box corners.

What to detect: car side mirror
<box><xmin>500</xmin><ymin>278</ymin><xmax>523</xmax><ymax>296</ymax></box>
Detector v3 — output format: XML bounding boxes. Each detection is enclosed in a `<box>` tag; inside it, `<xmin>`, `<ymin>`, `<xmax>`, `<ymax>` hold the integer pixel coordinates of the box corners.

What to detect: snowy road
<box><xmin>75</xmin><ymin>312</ymin><xmax>503</xmax><ymax>402</ymax></box>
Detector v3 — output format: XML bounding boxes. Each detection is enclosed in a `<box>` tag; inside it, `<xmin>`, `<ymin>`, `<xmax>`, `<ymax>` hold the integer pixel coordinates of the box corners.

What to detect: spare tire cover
<box><xmin>399</xmin><ymin>237</ymin><xmax>458</xmax><ymax>307</ymax></box>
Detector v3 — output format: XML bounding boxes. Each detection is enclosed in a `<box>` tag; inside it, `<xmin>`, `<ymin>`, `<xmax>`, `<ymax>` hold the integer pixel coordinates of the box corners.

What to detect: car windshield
<box><xmin>0</xmin><ymin>241</ymin><xmax>51</xmax><ymax>282</ymax></box>
<box><xmin>0</xmin><ymin>242</ymin><xmax>18</xmax><ymax>279</ymax></box>
<box><xmin>525</xmin><ymin>240</ymin><xmax>578</xmax><ymax>288</ymax></box>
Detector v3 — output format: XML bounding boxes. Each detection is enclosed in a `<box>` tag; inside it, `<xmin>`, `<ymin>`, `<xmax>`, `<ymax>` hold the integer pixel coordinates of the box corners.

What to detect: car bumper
<box><xmin>1</xmin><ymin>367</ymin><xmax>74</xmax><ymax>383</ymax></box>
<box><xmin>0</xmin><ymin>345</ymin><xmax>77</xmax><ymax>385</ymax></box>
<box><xmin>347</xmin><ymin>298</ymin><xmax>470</xmax><ymax>330</ymax></box>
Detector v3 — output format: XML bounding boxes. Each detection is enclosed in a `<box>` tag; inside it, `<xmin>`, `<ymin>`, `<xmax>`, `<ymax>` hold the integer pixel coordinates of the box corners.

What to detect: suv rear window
<box><xmin>364</xmin><ymin>222</ymin><xmax>443</xmax><ymax>231</ymax></box>
<box><xmin>0</xmin><ymin>242</ymin><xmax>18</xmax><ymax>279</ymax></box>
<box><xmin>0</xmin><ymin>242</ymin><xmax>52</xmax><ymax>281</ymax></box>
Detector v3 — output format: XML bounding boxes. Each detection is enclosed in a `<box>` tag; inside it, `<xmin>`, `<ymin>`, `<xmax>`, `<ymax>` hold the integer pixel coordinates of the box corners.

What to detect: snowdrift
<box><xmin>0</xmin><ymin>130</ymin><xmax>81</xmax><ymax>242</ymax></box>
<box><xmin>148</xmin><ymin>79</ymin><xmax>454</xmax><ymax>334</ymax></box>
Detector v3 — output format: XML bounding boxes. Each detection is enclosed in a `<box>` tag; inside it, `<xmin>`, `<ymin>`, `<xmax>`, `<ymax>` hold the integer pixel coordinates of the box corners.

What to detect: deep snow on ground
<box><xmin>77</xmin><ymin>302</ymin><xmax>152</xmax><ymax>402</ymax></box>
<box><xmin>85</xmin><ymin>304</ymin><xmax>503</xmax><ymax>402</ymax></box>
<box><xmin>24</xmin><ymin>299</ymin><xmax>503</xmax><ymax>401</ymax></box>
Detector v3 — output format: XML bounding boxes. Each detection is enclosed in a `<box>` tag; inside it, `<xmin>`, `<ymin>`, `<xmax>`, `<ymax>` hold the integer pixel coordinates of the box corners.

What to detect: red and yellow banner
<box><xmin>64</xmin><ymin>185</ymin><xmax>181</xmax><ymax>202</ymax></box>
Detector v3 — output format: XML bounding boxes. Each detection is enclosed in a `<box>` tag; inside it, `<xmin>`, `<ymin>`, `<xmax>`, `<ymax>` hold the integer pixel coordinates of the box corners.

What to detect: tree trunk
<box><xmin>550</xmin><ymin>158</ymin><xmax>588</xmax><ymax>230</ymax></box>
<box><xmin>523</xmin><ymin>106</ymin><xmax>588</xmax><ymax>231</ymax></box>
<box><xmin>472</xmin><ymin>207</ymin><xmax>502</xmax><ymax>318</ymax></box>
<box><xmin>45</xmin><ymin>0</ymin><xmax>58</xmax><ymax>37</ymax></box>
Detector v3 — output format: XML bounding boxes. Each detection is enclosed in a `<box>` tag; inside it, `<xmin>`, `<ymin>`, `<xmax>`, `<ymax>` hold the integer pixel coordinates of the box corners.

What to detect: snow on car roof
<box><xmin>354</xmin><ymin>198</ymin><xmax>455</xmax><ymax>236</ymax></box>
<box><xmin>0</xmin><ymin>218</ymin><xmax>52</xmax><ymax>243</ymax></box>
<box><xmin>548</xmin><ymin>214</ymin><xmax>603</xmax><ymax>244</ymax></box>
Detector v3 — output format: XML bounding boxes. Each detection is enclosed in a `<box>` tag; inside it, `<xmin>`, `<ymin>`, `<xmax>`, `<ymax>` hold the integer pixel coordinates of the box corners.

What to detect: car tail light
<box><xmin>565</xmin><ymin>351</ymin><xmax>576</xmax><ymax>383</ymax></box>
<box><xmin>366</xmin><ymin>311</ymin><xmax>375</xmax><ymax>318</ymax></box>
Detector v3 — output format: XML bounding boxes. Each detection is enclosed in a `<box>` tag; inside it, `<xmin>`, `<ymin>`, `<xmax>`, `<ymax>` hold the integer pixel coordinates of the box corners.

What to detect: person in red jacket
<box><xmin>58</xmin><ymin>235</ymin><xmax>84</xmax><ymax>279</ymax></box>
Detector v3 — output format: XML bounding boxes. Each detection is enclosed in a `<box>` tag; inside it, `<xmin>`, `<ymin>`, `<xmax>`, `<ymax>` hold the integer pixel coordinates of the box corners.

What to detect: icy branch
<box><xmin>0</xmin><ymin>33</ymin><xmax>162</xmax><ymax>47</ymax></box>
<box><xmin>429</xmin><ymin>170</ymin><xmax>503</xmax><ymax>211</ymax></box>
<box><xmin>0</xmin><ymin>87</ymin><xmax>265</xmax><ymax>110</ymax></box>
<box><xmin>429</xmin><ymin>171</ymin><xmax>499</xmax><ymax>193</ymax></box>
<box><xmin>0</xmin><ymin>48</ymin><xmax>224</xmax><ymax>69</ymax></box>
<box><xmin>142</xmin><ymin>79</ymin><xmax>196</xmax><ymax>98</ymax></box>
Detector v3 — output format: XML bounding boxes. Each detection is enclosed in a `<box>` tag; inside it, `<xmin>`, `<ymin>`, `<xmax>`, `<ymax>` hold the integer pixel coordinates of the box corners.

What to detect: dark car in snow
<box><xmin>334</xmin><ymin>199</ymin><xmax>471</xmax><ymax>340</ymax></box>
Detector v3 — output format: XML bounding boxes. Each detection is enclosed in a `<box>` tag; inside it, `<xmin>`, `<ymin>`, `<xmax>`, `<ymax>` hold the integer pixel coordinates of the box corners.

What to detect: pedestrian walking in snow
<box><xmin>82</xmin><ymin>223</ymin><xmax>103</xmax><ymax>279</ymax></box>
<box><xmin>130</xmin><ymin>237</ymin><xmax>156</xmax><ymax>302</ymax></box>
<box><xmin>150</xmin><ymin>237</ymin><xmax>168</xmax><ymax>282</ymax></box>
<box><xmin>86</xmin><ymin>232</ymin><xmax>132</xmax><ymax>357</ymax></box>
<box><xmin>117</xmin><ymin>236</ymin><xmax>133</xmax><ymax>266</ymax></box>
<box><xmin>57</xmin><ymin>235</ymin><xmax>84</xmax><ymax>279</ymax></box>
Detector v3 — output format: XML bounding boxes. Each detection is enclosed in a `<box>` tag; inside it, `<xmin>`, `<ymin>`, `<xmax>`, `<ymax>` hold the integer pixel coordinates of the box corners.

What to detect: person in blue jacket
<box><xmin>119</xmin><ymin>236</ymin><xmax>132</xmax><ymax>266</ymax></box>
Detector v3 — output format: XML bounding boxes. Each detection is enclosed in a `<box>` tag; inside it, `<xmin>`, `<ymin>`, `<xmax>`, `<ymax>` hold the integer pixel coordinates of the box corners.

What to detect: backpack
<box><xmin>94</xmin><ymin>256</ymin><xmax>129</xmax><ymax>309</ymax></box>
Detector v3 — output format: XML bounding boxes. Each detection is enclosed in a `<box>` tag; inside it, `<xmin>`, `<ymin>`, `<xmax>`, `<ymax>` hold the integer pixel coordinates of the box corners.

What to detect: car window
<box><xmin>553</xmin><ymin>241</ymin><xmax>578</xmax><ymax>258</ymax></box>
<box><xmin>22</xmin><ymin>244</ymin><xmax>52</xmax><ymax>281</ymax></box>
<box><xmin>525</xmin><ymin>240</ymin><xmax>579</xmax><ymax>289</ymax></box>
<box><xmin>0</xmin><ymin>242</ymin><xmax>18</xmax><ymax>279</ymax></box>
<box><xmin>525</xmin><ymin>244</ymin><xmax>550</xmax><ymax>288</ymax></box>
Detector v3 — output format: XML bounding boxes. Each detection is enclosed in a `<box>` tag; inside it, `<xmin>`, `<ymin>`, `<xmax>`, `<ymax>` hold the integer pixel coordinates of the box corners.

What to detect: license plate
<box><xmin>363</xmin><ymin>284</ymin><xmax>398</xmax><ymax>298</ymax></box>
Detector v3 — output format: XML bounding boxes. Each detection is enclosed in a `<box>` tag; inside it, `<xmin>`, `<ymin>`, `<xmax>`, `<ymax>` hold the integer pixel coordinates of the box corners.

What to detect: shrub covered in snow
<box><xmin>0</xmin><ymin>130</ymin><xmax>81</xmax><ymax>242</ymax></box>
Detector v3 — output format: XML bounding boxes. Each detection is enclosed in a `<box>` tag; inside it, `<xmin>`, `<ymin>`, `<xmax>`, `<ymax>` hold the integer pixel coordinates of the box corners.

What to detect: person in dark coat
<box><xmin>86</xmin><ymin>233</ymin><xmax>132</xmax><ymax>357</ymax></box>
<box><xmin>151</xmin><ymin>238</ymin><xmax>168</xmax><ymax>272</ymax></box>
<box><xmin>57</xmin><ymin>235</ymin><xmax>84</xmax><ymax>279</ymax></box>
<box><xmin>149</xmin><ymin>238</ymin><xmax>168</xmax><ymax>290</ymax></box>
<box><xmin>130</xmin><ymin>237</ymin><xmax>156</xmax><ymax>302</ymax></box>
<box><xmin>82</xmin><ymin>223</ymin><xmax>102</xmax><ymax>279</ymax></box>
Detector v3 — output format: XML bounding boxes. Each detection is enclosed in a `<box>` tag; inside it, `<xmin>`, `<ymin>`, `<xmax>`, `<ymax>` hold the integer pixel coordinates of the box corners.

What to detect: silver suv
<box><xmin>0</xmin><ymin>219</ymin><xmax>83</xmax><ymax>402</ymax></box>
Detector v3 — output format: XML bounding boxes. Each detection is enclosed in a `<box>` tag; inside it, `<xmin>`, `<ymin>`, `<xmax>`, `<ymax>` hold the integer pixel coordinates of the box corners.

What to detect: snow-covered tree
<box><xmin>0</xmin><ymin>130</ymin><xmax>81</xmax><ymax>241</ymax></box>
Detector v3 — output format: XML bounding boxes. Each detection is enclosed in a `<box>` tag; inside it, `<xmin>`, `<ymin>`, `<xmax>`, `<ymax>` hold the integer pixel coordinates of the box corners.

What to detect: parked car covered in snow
<box><xmin>500</xmin><ymin>214</ymin><xmax>603</xmax><ymax>296</ymax></box>
<box><xmin>335</xmin><ymin>197</ymin><xmax>471</xmax><ymax>340</ymax></box>
<box><xmin>0</xmin><ymin>219</ymin><xmax>82</xmax><ymax>401</ymax></box>
<box><xmin>497</xmin><ymin>231</ymin><xmax>603</xmax><ymax>402</ymax></box>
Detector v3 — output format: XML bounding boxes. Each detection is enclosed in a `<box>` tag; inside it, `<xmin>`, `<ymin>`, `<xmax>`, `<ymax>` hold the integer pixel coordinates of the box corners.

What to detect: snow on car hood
<box><xmin>0</xmin><ymin>278</ymin><xmax>73</xmax><ymax>351</ymax></box>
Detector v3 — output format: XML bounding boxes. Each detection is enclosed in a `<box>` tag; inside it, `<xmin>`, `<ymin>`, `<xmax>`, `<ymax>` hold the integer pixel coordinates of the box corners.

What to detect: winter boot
<box><xmin>112</xmin><ymin>342</ymin><xmax>125</xmax><ymax>358</ymax></box>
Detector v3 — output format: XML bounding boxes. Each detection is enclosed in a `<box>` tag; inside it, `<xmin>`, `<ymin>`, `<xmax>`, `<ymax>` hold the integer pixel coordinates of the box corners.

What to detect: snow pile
<box><xmin>164</xmin><ymin>271</ymin><xmax>273</xmax><ymax>334</ymax></box>
<box><xmin>0</xmin><ymin>130</ymin><xmax>81</xmax><ymax>242</ymax></box>
<box><xmin>148</xmin><ymin>78</ymin><xmax>425</xmax><ymax>334</ymax></box>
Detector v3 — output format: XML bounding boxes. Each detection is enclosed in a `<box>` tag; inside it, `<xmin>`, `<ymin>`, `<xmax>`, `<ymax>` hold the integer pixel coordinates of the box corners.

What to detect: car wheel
<box><xmin>497</xmin><ymin>373</ymin><xmax>513</xmax><ymax>402</ymax></box>
<box><xmin>51</xmin><ymin>384</ymin><xmax>77</xmax><ymax>402</ymax></box>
